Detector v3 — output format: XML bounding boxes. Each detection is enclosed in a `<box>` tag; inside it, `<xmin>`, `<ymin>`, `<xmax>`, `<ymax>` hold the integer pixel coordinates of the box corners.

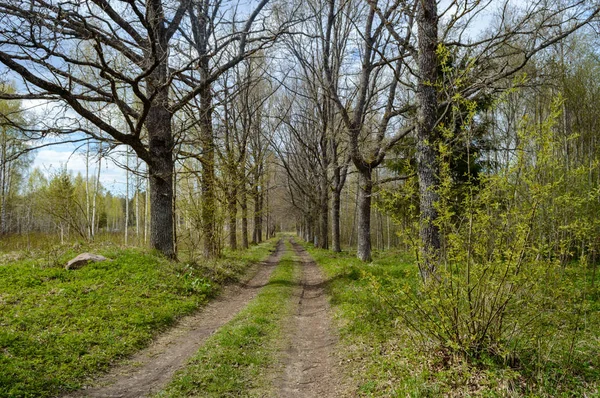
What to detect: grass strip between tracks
<box><xmin>156</xmin><ymin>240</ymin><xmax>299</xmax><ymax>398</ymax></box>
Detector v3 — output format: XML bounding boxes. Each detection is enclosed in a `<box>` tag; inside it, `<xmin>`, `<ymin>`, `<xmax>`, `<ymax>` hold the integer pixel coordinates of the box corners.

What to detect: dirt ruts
<box><xmin>276</xmin><ymin>240</ymin><xmax>345</xmax><ymax>398</ymax></box>
<box><xmin>64</xmin><ymin>239</ymin><xmax>285</xmax><ymax>398</ymax></box>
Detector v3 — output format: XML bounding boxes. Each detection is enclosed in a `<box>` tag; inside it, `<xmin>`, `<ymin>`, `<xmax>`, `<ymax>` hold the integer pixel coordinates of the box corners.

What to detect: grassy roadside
<box><xmin>0</xmin><ymin>239</ymin><xmax>277</xmax><ymax>398</ymax></box>
<box><xmin>301</xmin><ymin>246</ymin><xmax>426</xmax><ymax>397</ymax></box>
<box><xmin>303</xmin><ymin>244</ymin><xmax>600</xmax><ymax>397</ymax></box>
<box><xmin>156</xmin><ymin>240</ymin><xmax>299</xmax><ymax>398</ymax></box>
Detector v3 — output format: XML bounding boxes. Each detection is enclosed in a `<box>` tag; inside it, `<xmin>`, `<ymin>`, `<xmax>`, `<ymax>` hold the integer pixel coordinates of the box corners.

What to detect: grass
<box><xmin>303</xmin><ymin>244</ymin><xmax>600</xmax><ymax>397</ymax></box>
<box><xmin>0</xmin><ymin>238</ymin><xmax>277</xmax><ymax>398</ymax></box>
<box><xmin>156</xmin><ymin>240</ymin><xmax>299</xmax><ymax>398</ymax></box>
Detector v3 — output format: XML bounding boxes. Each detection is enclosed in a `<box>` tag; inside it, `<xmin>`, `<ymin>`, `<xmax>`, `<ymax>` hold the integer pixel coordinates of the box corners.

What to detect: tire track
<box><xmin>277</xmin><ymin>240</ymin><xmax>344</xmax><ymax>398</ymax></box>
<box><xmin>64</xmin><ymin>239</ymin><xmax>285</xmax><ymax>398</ymax></box>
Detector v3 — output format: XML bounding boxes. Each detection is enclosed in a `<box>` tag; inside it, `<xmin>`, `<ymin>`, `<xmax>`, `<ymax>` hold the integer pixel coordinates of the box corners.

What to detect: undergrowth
<box><xmin>304</xmin><ymin>245</ymin><xmax>600</xmax><ymax>397</ymax></box>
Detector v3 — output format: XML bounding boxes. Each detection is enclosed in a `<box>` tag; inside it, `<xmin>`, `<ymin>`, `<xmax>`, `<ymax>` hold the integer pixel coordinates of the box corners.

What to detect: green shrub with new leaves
<box><xmin>379</xmin><ymin>98</ymin><xmax>600</xmax><ymax>375</ymax></box>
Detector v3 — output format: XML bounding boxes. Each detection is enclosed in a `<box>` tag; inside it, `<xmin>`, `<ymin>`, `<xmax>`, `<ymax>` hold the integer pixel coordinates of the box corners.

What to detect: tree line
<box><xmin>0</xmin><ymin>0</ymin><xmax>599</xmax><ymax>274</ymax></box>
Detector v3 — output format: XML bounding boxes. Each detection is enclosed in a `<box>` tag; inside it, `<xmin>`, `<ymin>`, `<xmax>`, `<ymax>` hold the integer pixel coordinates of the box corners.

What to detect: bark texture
<box><xmin>199</xmin><ymin>82</ymin><xmax>218</xmax><ymax>259</ymax></box>
<box><xmin>416</xmin><ymin>0</ymin><xmax>441</xmax><ymax>280</ymax></box>
<box><xmin>146</xmin><ymin>2</ymin><xmax>175</xmax><ymax>259</ymax></box>
<box><xmin>331</xmin><ymin>190</ymin><xmax>341</xmax><ymax>252</ymax></box>
<box><xmin>228</xmin><ymin>191</ymin><xmax>237</xmax><ymax>250</ymax></box>
<box><xmin>241</xmin><ymin>188</ymin><xmax>249</xmax><ymax>249</ymax></box>
<box><xmin>356</xmin><ymin>168</ymin><xmax>372</xmax><ymax>262</ymax></box>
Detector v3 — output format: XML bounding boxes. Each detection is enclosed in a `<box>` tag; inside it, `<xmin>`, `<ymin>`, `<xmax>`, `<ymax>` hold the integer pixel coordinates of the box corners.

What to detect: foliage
<box><xmin>0</xmin><ymin>82</ymin><xmax>32</xmax><ymax>234</ymax></box>
<box><xmin>363</xmin><ymin>98</ymin><xmax>600</xmax><ymax>394</ymax></box>
<box><xmin>305</xmin><ymin>244</ymin><xmax>600</xmax><ymax>396</ymax></box>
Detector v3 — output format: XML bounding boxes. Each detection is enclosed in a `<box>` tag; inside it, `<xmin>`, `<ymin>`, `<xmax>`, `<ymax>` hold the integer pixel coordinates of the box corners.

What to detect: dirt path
<box><xmin>65</xmin><ymin>240</ymin><xmax>285</xmax><ymax>398</ymax></box>
<box><xmin>276</xmin><ymin>240</ymin><xmax>345</xmax><ymax>398</ymax></box>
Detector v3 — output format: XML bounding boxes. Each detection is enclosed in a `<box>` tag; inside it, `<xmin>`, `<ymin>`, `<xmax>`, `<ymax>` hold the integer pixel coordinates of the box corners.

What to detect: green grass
<box><xmin>303</xmin><ymin>244</ymin><xmax>600</xmax><ymax>397</ymax></box>
<box><xmin>156</xmin><ymin>241</ymin><xmax>299</xmax><ymax>398</ymax></box>
<box><xmin>0</xmin><ymin>239</ymin><xmax>277</xmax><ymax>398</ymax></box>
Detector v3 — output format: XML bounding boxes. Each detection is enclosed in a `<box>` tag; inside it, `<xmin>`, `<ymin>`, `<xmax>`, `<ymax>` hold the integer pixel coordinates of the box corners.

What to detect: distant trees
<box><xmin>2</xmin><ymin>165</ymin><xmax>125</xmax><ymax>243</ymax></box>
<box><xmin>0</xmin><ymin>82</ymin><xmax>30</xmax><ymax>235</ymax></box>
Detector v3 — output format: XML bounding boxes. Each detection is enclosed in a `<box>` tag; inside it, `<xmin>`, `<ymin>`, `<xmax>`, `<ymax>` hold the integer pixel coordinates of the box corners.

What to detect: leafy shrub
<box><xmin>380</xmin><ymin>99</ymin><xmax>600</xmax><ymax>376</ymax></box>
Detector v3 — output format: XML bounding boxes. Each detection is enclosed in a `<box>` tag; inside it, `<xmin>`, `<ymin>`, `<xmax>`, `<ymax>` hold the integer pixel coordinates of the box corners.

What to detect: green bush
<box><xmin>375</xmin><ymin>99</ymin><xmax>600</xmax><ymax>393</ymax></box>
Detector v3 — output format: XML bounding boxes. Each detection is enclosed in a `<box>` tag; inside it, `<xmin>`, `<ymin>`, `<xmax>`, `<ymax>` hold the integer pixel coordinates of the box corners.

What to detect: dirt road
<box><xmin>65</xmin><ymin>240</ymin><xmax>285</xmax><ymax>398</ymax></box>
<box><xmin>276</xmin><ymin>240</ymin><xmax>345</xmax><ymax>398</ymax></box>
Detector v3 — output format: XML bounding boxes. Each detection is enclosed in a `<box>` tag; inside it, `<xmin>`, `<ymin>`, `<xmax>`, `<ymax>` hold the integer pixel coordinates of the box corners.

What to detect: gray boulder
<box><xmin>65</xmin><ymin>253</ymin><xmax>109</xmax><ymax>270</ymax></box>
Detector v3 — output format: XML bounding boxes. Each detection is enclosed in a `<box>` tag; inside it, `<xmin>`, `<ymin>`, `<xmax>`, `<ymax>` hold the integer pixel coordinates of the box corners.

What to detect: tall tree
<box><xmin>322</xmin><ymin>0</ymin><xmax>415</xmax><ymax>261</ymax></box>
<box><xmin>415</xmin><ymin>0</ymin><xmax>440</xmax><ymax>280</ymax></box>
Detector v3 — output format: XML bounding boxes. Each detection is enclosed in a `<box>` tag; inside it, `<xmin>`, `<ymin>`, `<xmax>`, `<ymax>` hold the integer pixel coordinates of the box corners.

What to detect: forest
<box><xmin>1</xmin><ymin>0</ymin><xmax>600</xmax><ymax>397</ymax></box>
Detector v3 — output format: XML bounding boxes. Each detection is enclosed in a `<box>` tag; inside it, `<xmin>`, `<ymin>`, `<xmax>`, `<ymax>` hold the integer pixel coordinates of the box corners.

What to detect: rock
<box><xmin>65</xmin><ymin>253</ymin><xmax>109</xmax><ymax>270</ymax></box>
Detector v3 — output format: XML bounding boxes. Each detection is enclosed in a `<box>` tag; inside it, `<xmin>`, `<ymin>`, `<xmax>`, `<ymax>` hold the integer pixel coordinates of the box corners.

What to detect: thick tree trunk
<box><xmin>306</xmin><ymin>215</ymin><xmax>314</xmax><ymax>244</ymax></box>
<box><xmin>145</xmin><ymin>1</ymin><xmax>175</xmax><ymax>259</ymax></box>
<box><xmin>416</xmin><ymin>0</ymin><xmax>441</xmax><ymax>280</ymax></box>
<box><xmin>199</xmin><ymin>81</ymin><xmax>219</xmax><ymax>258</ymax></box>
<box><xmin>147</xmin><ymin>103</ymin><xmax>175</xmax><ymax>259</ymax></box>
<box><xmin>331</xmin><ymin>188</ymin><xmax>342</xmax><ymax>252</ymax></box>
<box><xmin>356</xmin><ymin>168</ymin><xmax>372</xmax><ymax>262</ymax></box>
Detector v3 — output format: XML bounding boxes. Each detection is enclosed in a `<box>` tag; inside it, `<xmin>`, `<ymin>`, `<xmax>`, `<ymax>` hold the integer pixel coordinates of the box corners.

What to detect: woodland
<box><xmin>1</xmin><ymin>0</ymin><xmax>600</xmax><ymax>397</ymax></box>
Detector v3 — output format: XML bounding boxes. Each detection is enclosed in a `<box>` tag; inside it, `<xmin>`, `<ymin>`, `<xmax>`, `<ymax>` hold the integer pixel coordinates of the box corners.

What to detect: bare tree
<box><xmin>321</xmin><ymin>0</ymin><xmax>415</xmax><ymax>261</ymax></box>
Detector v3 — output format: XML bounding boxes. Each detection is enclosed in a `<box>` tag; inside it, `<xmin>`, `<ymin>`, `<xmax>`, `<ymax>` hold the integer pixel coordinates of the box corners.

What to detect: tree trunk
<box><xmin>258</xmin><ymin>184</ymin><xmax>263</xmax><ymax>243</ymax></box>
<box><xmin>228</xmin><ymin>189</ymin><xmax>237</xmax><ymax>250</ymax></box>
<box><xmin>85</xmin><ymin>141</ymin><xmax>91</xmax><ymax>240</ymax></box>
<box><xmin>92</xmin><ymin>146</ymin><xmax>101</xmax><ymax>238</ymax></box>
<box><xmin>318</xmin><ymin>179</ymin><xmax>329</xmax><ymax>249</ymax></box>
<box><xmin>144</xmin><ymin>171</ymin><xmax>149</xmax><ymax>245</ymax></box>
<box><xmin>0</xmin><ymin>130</ymin><xmax>7</xmax><ymax>235</ymax></box>
<box><xmin>240</xmin><ymin>189</ymin><xmax>249</xmax><ymax>249</ymax></box>
<box><xmin>147</xmin><ymin>105</ymin><xmax>175</xmax><ymax>258</ymax></box>
<box><xmin>356</xmin><ymin>168</ymin><xmax>372</xmax><ymax>262</ymax></box>
<box><xmin>135</xmin><ymin>158</ymin><xmax>140</xmax><ymax>240</ymax></box>
<box><xmin>145</xmin><ymin>2</ymin><xmax>175</xmax><ymax>259</ymax></box>
<box><xmin>252</xmin><ymin>183</ymin><xmax>261</xmax><ymax>244</ymax></box>
<box><xmin>125</xmin><ymin>150</ymin><xmax>129</xmax><ymax>245</ymax></box>
<box><xmin>199</xmin><ymin>79</ymin><xmax>219</xmax><ymax>258</ymax></box>
<box><xmin>331</xmin><ymin>188</ymin><xmax>342</xmax><ymax>252</ymax></box>
<box><xmin>416</xmin><ymin>0</ymin><xmax>441</xmax><ymax>280</ymax></box>
<box><xmin>306</xmin><ymin>215</ymin><xmax>314</xmax><ymax>244</ymax></box>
